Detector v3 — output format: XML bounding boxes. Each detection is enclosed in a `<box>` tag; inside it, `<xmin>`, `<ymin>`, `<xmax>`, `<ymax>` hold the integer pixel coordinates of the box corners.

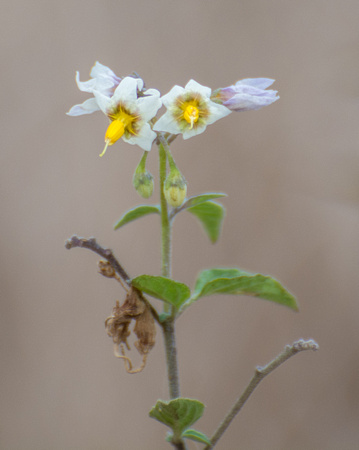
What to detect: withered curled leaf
<box><xmin>105</xmin><ymin>287</ymin><xmax>156</xmax><ymax>373</ymax></box>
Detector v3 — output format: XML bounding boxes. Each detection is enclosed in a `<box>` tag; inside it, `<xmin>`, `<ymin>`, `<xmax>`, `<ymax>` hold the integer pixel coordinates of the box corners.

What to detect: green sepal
<box><xmin>180</xmin><ymin>268</ymin><xmax>298</xmax><ymax>312</ymax></box>
<box><xmin>149</xmin><ymin>398</ymin><xmax>205</xmax><ymax>438</ymax></box>
<box><xmin>187</xmin><ymin>201</ymin><xmax>225</xmax><ymax>243</ymax></box>
<box><xmin>131</xmin><ymin>275</ymin><xmax>191</xmax><ymax>310</ymax></box>
<box><xmin>114</xmin><ymin>205</ymin><xmax>160</xmax><ymax>230</ymax></box>
<box><xmin>182</xmin><ymin>429</ymin><xmax>211</xmax><ymax>445</ymax></box>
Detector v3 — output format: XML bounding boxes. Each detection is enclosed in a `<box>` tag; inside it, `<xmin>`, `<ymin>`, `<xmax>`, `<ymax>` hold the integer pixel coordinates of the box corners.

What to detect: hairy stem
<box><xmin>158</xmin><ymin>137</ymin><xmax>181</xmax><ymax>401</ymax></box>
<box><xmin>159</xmin><ymin>138</ymin><xmax>172</xmax><ymax>281</ymax></box>
<box><xmin>162</xmin><ymin>319</ymin><xmax>180</xmax><ymax>399</ymax></box>
<box><xmin>205</xmin><ymin>339</ymin><xmax>319</xmax><ymax>449</ymax></box>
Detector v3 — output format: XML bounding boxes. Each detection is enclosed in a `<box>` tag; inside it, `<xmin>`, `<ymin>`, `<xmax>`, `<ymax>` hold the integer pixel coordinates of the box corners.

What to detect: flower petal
<box><xmin>182</xmin><ymin>123</ymin><xmax>207</xmax><ymax>139</ymax></box>
<box><xmin>75</xmin><ymin>72</ymin><xmax>97</xmax><ymax>93</ymax></box>
<box><xmin>112</xmin><ymin>77</ymin><xmax>142</xmax><ymax>105</ymax></box>
<box><xmin>90</xmin><ymin>62</ymin><xmax>120</xmax><ymax>84</ymax></box>
<box><xmin>123</xmin><ymin>122</ymin><xmax>156</xmax><ymax>151</ymax></box>
<box><xmin>75</xmin><ymin>65</ymin><xmax>119</xmax><ymax>96</ymax></box>
<box><xmin>206</xmin><ymin>101</ymin><xmax>231</xmax><ymax>125</ymax></box>
<box><xmin>153</xmin><ymin>111</ymin><xmax>181</xmax><ymax>134</ymax></box>
<box><xmin>160</xmin><ymin>85</ymin><xmax>185</xmax><ymax>108</ymax></box>
<box><xmin>185</xmin><ymin>79</ymin><xmax>212</xmax><ymax>98</ymax></box>
<box><xmin>92</xmin><ymin>90</ymin><xmax>112</xmax><ymax>114</ymax></box>
<box><xmin>67</xmin><ymin>98</ymin><xmax>100</xmax><ymax>116</ymax></box>
<box><xmin>143</xmin><ymin>88</ymin><xmax>161</xmax><ymax>97</ymax></box>
<box><xmin>224</xmin><ymin>92</ymin><xmax>278</xmax><ymax>111</ymax></box>
<box><xmin>235</xmin><ymin>78</ymin><xmax>275</xmax><ymax>90</ymax></box>
<box><xmin>137</xmin><ymin>94</ymin><xmax>162</xmax><ymax>122</ymax></box>
<box><xmin>135</xmin><ymin>77</ymin><xmax>144</xmax><ymax>91</ymax></box>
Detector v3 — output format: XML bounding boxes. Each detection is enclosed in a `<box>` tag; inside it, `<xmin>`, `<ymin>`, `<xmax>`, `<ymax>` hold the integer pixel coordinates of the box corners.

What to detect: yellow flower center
<box><xmin>100</xmin><ymin>109</ymin><xmax>138</xmax><ymax>157</ymax></box>
<box><xmin>183</xmin><ymin>104</ymin><xmax>199</xmax><ymax>129</ymax></box>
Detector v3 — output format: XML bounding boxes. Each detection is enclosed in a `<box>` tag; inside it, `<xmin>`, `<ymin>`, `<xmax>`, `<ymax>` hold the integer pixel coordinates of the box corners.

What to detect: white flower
<box><xmin>153</xmin><ymin>80</ymin><xmax>231</xmax><ymax>139</ymax></box>
<box><xmin>67</xmin><ymin>62</ymin><xmax>122</xmax><ymax>116</ymax></box>
<box><xmin>93</xmin><ymin>76</ymin><xmax>162</xmax><ymax>155</ymax></box>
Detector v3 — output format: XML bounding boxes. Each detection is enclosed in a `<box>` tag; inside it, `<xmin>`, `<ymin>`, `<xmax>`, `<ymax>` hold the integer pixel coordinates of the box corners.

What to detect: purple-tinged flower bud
<box><xmin>215</xmin><ymin>78</ymin><xmax>279</xmax><ymax>112</ymax></box>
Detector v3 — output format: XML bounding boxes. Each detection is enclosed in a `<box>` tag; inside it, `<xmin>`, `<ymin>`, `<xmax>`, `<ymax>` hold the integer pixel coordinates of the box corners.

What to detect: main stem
<box><xmin>159</xmin><ymin>139</ymin><xmax>181</xmax><ymax>400</ymax></box>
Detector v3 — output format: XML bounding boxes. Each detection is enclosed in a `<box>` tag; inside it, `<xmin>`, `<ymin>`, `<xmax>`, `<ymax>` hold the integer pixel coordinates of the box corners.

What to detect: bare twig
<box><xmin>205</xmin><ymin>339</ymin><xmax>319</xmax><ymax>449</ymax></box>
<box><xmin>65</xmin><ymin>235</ymin><xmax>131</xmax><ymax>285</ymax></box>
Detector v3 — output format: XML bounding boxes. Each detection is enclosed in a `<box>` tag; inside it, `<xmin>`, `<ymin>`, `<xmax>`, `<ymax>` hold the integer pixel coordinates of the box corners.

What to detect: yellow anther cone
<box><xmin>100</xmin><ymin>120</ymin><xmax>125</xmax><ymax>157</ymax></box>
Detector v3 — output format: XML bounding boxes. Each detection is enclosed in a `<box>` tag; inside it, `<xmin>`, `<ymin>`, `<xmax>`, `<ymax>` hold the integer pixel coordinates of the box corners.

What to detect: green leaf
<box><xmin>181</xmin><ymin>268</ymin><xmax>298</xmax><ymax>312</ymax></box>
<box><xmin>149</xmin><ymin>398</ymin><xmax>205</xmax><ymax>437</ymax></box>
<box><xmin>114</xmin><ymin>205</ymin><xmax>160</xmax><ymax>230</ymax></box>
<box><xmin>131</xmin><ymin>275</ymin><xmax>191</xmax><ymax>310</ymax></box>
<box><xmin>187</xmin><ymin>201</ymin><xmax>225</xmax><ymax>243</ymax></box>
<box><xmin>182</xmin><ymin>429</ymin><xmax>211</xmax><ymax>445</ymax></box>
<box><xmin>182</xmin><ymin>193</ymin><xmax>227</xmax><ymax>209</ymax></box>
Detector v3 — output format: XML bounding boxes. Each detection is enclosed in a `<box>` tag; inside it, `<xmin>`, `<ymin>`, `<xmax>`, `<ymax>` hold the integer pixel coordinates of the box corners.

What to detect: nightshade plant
<box><xmin>66</xmin><ymin>62</ymin><xmax>318</xmax><ymax>449</ymax></box>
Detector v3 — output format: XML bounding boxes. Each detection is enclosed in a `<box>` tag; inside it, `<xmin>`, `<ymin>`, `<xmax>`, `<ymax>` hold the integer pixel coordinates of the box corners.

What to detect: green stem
<box><xmin>159</xmin><ymin>140</ymin><xmax>171</xmax><ymax>281</ymax></box>
<box><xmin>162</xmin><ymin>319</ymin><xmax>180</xmax><ymax>399</ymax></box>
<box><xmin>158</xmin><ymin>136</ymin><xmax>181</xmax><ymax>400</ymax></box>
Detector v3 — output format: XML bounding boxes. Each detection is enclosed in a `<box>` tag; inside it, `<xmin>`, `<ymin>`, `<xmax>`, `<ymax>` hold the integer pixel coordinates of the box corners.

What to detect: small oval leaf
<box><xmin>182</xmin><ymin>429</ymin><xmax>211</xmax><ymax>445</ymax></box>
<box><xmin>187</xmin><ymin>201</ymin><xmax>225</xmax><ymax>243</ymax></box>
<box><xmin>181</xmin><ymin>193</ymin><xmax>227</xmax><ymax>209</ymax></box>
<box><xmin>131</xmin><ymin>275</ymin><xmax>191</xmax><ymax>310</ymax></box>
<box><xmin>114</xmin><ymin>205</ymin><xmax>160</xmax><ymax>230</ymax></box>
<box><xmin>149</xmin><ymin>398</ymin><xmax>205</xmax><ymax>436</ymax></box>
<box><xmin>181</xmin><ymin>268</ymin><xmax>298</xmax><ymax>312</ymax></box>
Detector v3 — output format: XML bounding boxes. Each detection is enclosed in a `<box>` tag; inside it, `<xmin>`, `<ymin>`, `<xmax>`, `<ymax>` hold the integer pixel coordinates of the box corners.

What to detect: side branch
<box><xmin>65</xmin><ymin>235</ymin><xmax>131</xmax><ymax>286</ymax></box>
<box><xmin>205</xmin><ymin>339</ymin><xmax>319</xmax><ymax>449</ymax></box>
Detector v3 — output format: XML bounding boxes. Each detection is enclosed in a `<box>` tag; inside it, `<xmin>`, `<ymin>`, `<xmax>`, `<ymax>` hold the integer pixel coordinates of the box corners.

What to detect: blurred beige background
<box><xmin>1</xmin><ymin>1</ymin><xmax>358</xmax><ymax>449</ymax></box>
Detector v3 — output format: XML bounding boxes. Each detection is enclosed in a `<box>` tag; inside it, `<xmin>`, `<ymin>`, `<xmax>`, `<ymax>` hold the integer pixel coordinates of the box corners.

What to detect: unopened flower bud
<box><xmin>213</xmin><ymin>78</ymin><xmax>279</xmax><ymax>112</ymax></box>
<box><xmin>133</xmin><ymin>171</ymin><xmax>154</xmax><ymax>199</ymax></box>
<box><xmin>164</xmin><ymin>169</ymin><xmax>187</xmax><ymax>207</ymax></box>
<box><xmin>132</xmin><ymin>151</ymin><xmax>154</xmax><ymax>198</ymax></box>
